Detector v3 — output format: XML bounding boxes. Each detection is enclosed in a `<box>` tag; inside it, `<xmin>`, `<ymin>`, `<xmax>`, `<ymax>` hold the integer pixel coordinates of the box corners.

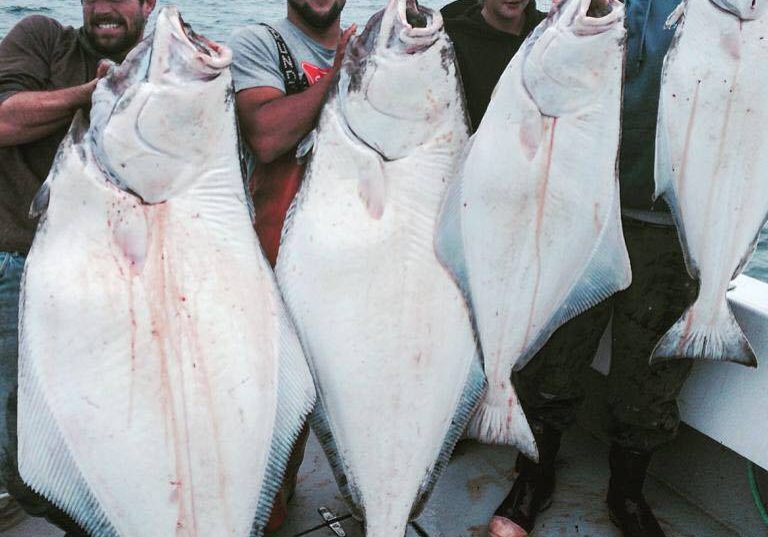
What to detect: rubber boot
<box><xmin>607</xmin><ymin>444</ymin><xmax>666</xmax><ymax>537</ymax></box>
<box><xmin>0</xmin><ymin>491</ymin><xmax>26</xmax><ymax>531</ymax></box>
<box><xmin>488</xmin><ymin>424</ymin><xmax>562</xmax><ymax>537</ymax></box>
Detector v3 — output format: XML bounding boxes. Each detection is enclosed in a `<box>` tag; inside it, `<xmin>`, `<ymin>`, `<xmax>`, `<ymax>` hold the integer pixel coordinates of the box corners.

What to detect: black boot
<box><xmin>489</xmin><ymin>425</ymin><xmax>562</xmax><ymax>536</ymax></box>
<box><xmin>607</xmin><ymin>444</ymin><xmax>666</xmax><ymax>537</ymax></box>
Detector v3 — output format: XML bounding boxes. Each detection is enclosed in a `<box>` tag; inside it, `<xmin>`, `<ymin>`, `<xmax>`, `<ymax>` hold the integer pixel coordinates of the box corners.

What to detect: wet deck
<box><xmin>3</xmin><ymin>425</ymin><xmax>743</xmax><ymax>537</ymax></box>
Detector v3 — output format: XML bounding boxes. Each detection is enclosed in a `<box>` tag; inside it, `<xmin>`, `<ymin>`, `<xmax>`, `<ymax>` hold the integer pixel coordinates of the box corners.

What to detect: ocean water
<box><xmin>0</xmin><ymin>0</ymin><xmax>456</xmax><ymax>41</ymax></box>
<box><xmin>2</xmin><ymin>0</ymin><xmax>768</xmax><ymax>281</ymax></box>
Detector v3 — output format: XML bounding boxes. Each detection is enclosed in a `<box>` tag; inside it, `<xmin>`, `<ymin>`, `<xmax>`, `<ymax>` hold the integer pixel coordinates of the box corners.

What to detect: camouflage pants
<box><xmin>515</xmin><ymin>219</ymin><xmax>698</xmax><ymax>452</ymax></box>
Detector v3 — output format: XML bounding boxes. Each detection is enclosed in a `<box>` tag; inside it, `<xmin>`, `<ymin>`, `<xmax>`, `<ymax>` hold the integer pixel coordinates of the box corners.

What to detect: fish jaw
<box><xmin>521</xmin><ymin>0</ymin><xmax>625</xmax><ymax>116</ymax></box>
<box><xmin>375</xmin><ymin>0</ymin><xmax>439</xmax><ymax>49</ymax></box>
<box><xmin>339</xmin><ymin>0</ymin><xmax>458</xmax><ymax>161</ymax></box>
<box><xmin>147</xmin><ymin>6</ymin><xmax>232</xmax><ymax>84</ymax></box>
<box><xmin>90</xmin><ymin>6</ymin><xmax>235</xmax><ymax>205</ymax></box>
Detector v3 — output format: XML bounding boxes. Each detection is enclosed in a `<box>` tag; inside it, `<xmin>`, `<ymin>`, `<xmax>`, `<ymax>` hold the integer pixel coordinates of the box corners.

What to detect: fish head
<box><xmin>519</xmin><ymin>0</ymin><xmax>625</xmax><ymax>116</ymax></box>
<box><xmin>710</xmin><ymin>0</ymin><xmax>767</xmax><ymax>20</ymax></box>
<box><xmin>89</xmin><ymin>6</ymin><xmax>234</xmax><ymax>204</ymax></box>
<box><xmin>337</xmin><ymin>0</ymin><xmax>464</xmax><ymax>160</ymax></box>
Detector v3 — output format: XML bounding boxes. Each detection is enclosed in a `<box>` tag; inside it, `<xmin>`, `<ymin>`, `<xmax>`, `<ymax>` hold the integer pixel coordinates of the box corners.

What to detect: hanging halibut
<box><xmin>652</xmin><ymin>0</ymin><xmax>767</xmax><ymax>366</ymax></box>
<box><xmin>275</xmin><ymin>1</ymin><xmax>483</xmax><ymax>535</ymax></box>
<box><xmin>18</xmin><ymin>8</ymin><xmax>315</xmax><ymax>537</ymax></box>
<box><xmin>437</xmin><ymin>0</ymin><xmax>630</xmax><ymax>455</ymax></box>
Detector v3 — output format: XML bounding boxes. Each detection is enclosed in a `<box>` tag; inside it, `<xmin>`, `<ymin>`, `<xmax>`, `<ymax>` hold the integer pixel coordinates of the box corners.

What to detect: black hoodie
<box><xmin>442</xmin><ymin>0</ymin><xmax>546</xmax><ymax>131</ymax></box>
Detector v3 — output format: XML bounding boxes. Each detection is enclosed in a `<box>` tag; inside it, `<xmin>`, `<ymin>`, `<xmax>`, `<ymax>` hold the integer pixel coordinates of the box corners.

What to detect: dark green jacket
<box><xmin>442</xmin><ymin>0</ymin><xmax>546</xmax><ymax>132</ymax></box>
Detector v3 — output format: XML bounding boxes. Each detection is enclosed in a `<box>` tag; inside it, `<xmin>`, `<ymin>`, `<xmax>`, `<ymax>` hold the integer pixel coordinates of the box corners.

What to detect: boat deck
<box><xmin>4</xmin><ymin>424</ymin><xmax>744</xmax><ymax>537</ymax></box>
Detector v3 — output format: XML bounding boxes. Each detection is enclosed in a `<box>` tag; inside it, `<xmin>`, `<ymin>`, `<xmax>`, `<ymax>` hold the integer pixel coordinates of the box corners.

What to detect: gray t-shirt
<box><xmin>229</xmin><ymin>18</ymin><xmax>336</xmax><ymax>94</ymax></box>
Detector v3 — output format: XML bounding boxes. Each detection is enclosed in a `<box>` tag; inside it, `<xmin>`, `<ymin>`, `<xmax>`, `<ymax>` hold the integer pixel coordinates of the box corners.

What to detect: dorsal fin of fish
<box><xmin>654</xmin><ymin>114</ymin><xmax>701</xmax><ymax>280</ymax></box>
<box><xmin>252</xmin><ymin>305</ymin><xmax>317</xmax><ymax>534</ymax></box>
<box><xmin>409</xmin><ymin>355</ymin><xmax>486</xmax><ymax>518</ymax></box>
<box><xmin>309</xmin><ymin>397</ymin><xmax>365</xmax><ymax>520</ymax></box>
<box><xmin>235</xmin><ymin>119</ymin><xmax>258</xmax><ymax>228</ymax></box>
<box><xmin>650</xmin><ymin>297</ymin><xmax>757</xmax><ymax>367</ymax></box>
<box><xmin>17</xmin><ymin>348</ymin><xmax>119</xmax><ymax>537</ymax></box>
<box><xmin>435</xmin><ymin>146</ymin><xmax>473</xmax><ymax>303</ymax></box>
<box><xmin>30</xmin><ymin>112</ymin><xmax>90</xmax><ymax>219</ymax></box>
<box><xmin>514</xmin><ymin>183</ymin><xmax>632</xmax><ymax>371</ymax></box>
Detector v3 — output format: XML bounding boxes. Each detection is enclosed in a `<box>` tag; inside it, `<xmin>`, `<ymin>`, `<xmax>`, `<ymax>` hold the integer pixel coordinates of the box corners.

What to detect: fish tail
<box><xmin>650</xmin><ymin>299</ymin><xmax>757</xmax><ymax>367</ymax></box>
<box><xmin>466</xmin><ymin>380</ymin><xmax>539</xmax><ymax>461</ymax></box>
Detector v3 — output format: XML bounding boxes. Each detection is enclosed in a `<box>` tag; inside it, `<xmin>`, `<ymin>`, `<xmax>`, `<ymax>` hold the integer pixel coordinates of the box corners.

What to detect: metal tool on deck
<box><xmin>318</xmin><ymin>507</ymin><xmax>347</xmax><ymax>537</ymax></box>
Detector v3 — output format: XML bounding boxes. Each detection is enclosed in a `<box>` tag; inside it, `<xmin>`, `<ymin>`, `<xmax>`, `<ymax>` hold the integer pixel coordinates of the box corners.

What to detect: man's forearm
<box><xmin>241</xmin><ymin>76</ymin><xmax>334</xmax><ymax>164</ymax></box>
<box><xmin>0</xmin><ymin>81</ymin><xmax>96</xmax><ymax>147</ymax></box>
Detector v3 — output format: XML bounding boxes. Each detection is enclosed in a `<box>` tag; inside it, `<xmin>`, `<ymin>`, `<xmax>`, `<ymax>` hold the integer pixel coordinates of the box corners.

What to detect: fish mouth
<box><xmin>178</xmin><ymin>14</ymin><xmax>231</xmax><ymax>69</ymax></box>
<box><xmin>344</xmin><ymin>0</ymin><xmax>444</xmax><ymax>97</ymax></box>
<box><xmin>377</xmin><ymin>0</ymin><xmax>443</xmax><ymax>50</ymax></box>
<box><xmin>156</xmin><ymin>6</ymin><xmax>232</xmax><ymax>74</ymax></box>
<box><xmin>549</xmin><ymin>0</ymin><xmax>623</xmax><ymax>36</ymax></box>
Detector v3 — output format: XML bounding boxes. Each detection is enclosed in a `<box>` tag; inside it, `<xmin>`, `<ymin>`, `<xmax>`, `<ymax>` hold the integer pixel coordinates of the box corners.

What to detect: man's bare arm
<box><xmin>236</xmin><ymin>25</ymin><xmax>356</xmax><ymax>164</ymax></box>
<box><xmin>0</xmin><ymin>62</ymin><xmax>110</xmax><ymax>147</ymax></box>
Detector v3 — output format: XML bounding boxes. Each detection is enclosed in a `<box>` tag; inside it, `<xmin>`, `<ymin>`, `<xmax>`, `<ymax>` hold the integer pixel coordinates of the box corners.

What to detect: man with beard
<box><xmin>0</xmin><ymin>0</ymin><xmax>156</xmax><ymax>533</ymax></box>
<box><xmin>229</xmin><ymin>0</ymin><xmax>354</xmax><ymax>530</ymax></box>
<box><xmin>230</xmin><ymin>0</ymin><xmax>355</xmax><ymax>267</ymax></box>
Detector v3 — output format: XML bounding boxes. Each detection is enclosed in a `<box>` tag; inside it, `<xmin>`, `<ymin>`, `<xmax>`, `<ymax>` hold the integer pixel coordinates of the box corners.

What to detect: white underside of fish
<box><xmin>276</xmin><ymin>22</ymin><xmax>482</xmax><ymax>535</ymax></box>
<box><xmin>653</xmin><ymin>0</ymin><xmax>767</xmax><ymax>366</ymax></box>
<box><xmin>437</xmin><ymin>0</ymin><xmax>630</xmax><ymax>456</ymax></box>
<box><xmin>18</xmin><ymin>10</ymin><xmax>315</xmax><ymax>536</ymax></box>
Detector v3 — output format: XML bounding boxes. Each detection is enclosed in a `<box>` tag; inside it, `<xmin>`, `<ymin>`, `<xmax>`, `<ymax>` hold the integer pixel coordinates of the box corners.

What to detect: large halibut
<box><xmin>275</xmin><ymin>1</ymin><xmax>483</xmax><ymax>535</ymax></box>
<box><xmin>652</xmin><ymin>0</ymin><xmax>767</xmax><ymax>366</ymax></box>
<box><xmin>437</xmin><ymin>0</ymin><xmax>629</xmax><ymax>456</ymax></box>
<box><xmin>18</xmin><ymin>8</ymin><xmax>314</xmax><ymax>537</ymax></box>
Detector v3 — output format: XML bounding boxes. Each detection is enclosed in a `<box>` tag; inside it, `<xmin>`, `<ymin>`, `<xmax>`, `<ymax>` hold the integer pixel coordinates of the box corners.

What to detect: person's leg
<box><xmin>0</xmin><ymin>252</ymin><xmax>26</xmax><ymax>530</ymax></box>
<box><xmin>607</xmin><ymin>220</ymin><xmax>698</xmax><ymax>537</ymax></box>
<box><xmin>490</xmin><ymin>301</ymin><xmax>612</xmax><ymax>537</ymax></box>
<box><xmin>516</xmin><ymin>300</ymin><xmax>612</xmax><ymax>434</ymax></box>
<box><xmin>0</xmin><ymin>252</ymin><xmax>87</xmax><ymax>535</ymax></box>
